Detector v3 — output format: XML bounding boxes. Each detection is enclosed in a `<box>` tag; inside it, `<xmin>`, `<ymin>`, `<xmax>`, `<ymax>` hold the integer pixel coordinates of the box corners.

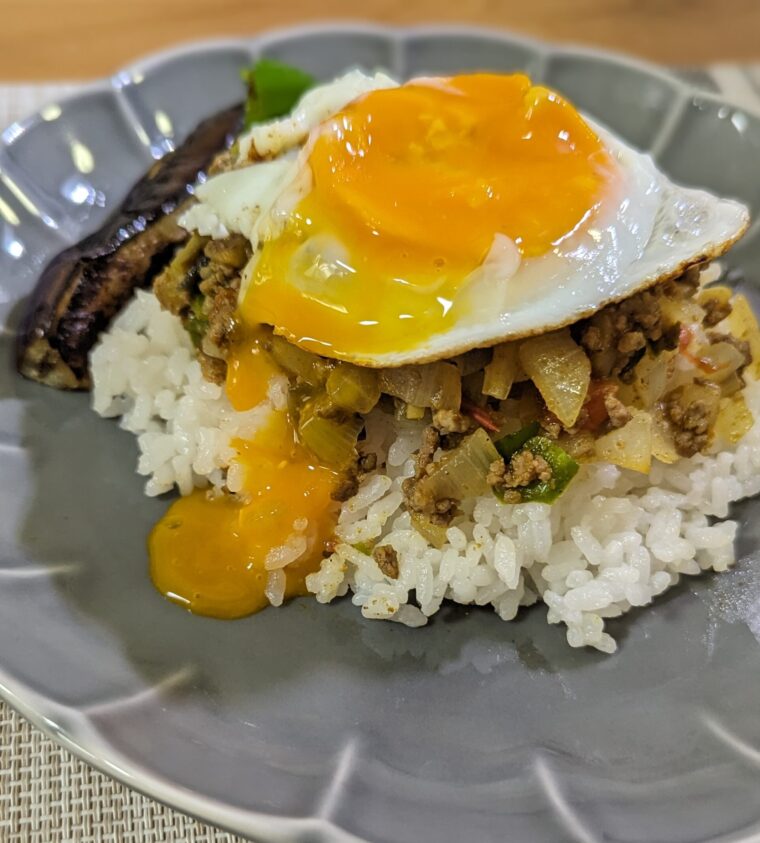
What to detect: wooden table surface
<box><xmin>2</xmin><ymin>0</ymin><xmax>760</xmax><ymax>80</ymax></box>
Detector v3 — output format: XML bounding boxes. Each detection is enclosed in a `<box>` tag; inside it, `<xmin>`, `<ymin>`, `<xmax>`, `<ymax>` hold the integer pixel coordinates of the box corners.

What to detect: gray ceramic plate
<box><xmin>3</xmin><ymin>23</ymin><xmax>760</xmax><ymax>843</ymax></box>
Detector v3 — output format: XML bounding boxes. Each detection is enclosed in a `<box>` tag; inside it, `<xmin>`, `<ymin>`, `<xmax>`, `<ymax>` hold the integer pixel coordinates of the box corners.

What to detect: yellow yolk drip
<box><xmin>224</xmin><ymin>329</ymin><xmax>281</xmax><ymax>412</ymax></box>
<box><xmin>241</xmin><ymin>72</ymin><xmax>617</xmax><ymax>358</ymax></box>
<box><xmin>149</xmin><ymin>408</ymin><xmax>339</xmax><ymax>619</ymax></box>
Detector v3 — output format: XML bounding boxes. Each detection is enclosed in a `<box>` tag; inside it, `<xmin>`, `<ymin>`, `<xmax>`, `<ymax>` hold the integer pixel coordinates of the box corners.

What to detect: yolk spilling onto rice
<box><xmin>242</xmin><ymin>72</ymin><xmax>616</xmax><ymax>358</ymax></box>
<box><xmin>149</xmin><ymin>369</ymin><xmax>339</xmax><ymax>619</ymax></box>
<box><xmin>149</xmin><ymin>72</ymin><xmax>617</xmax><ymax>616</ymax></box>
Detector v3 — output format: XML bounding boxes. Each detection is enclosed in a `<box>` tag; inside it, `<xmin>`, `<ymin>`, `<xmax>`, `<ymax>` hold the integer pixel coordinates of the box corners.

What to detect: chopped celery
<box><xmin>495</xmin><ymin>421</ymin><xmax>540</xmax><ymax>459</ymax></box>
<box><xmin>327</xmin><ymin>363</ymin><xmax>381</xmax><ymax>413</ymax></box>
<box><xmin>241</xmin><ymin>60</ymin><xmax>315</xmax><ymax>129</ymax></box>
<box><xmin>186</xmin><ymin>295</ymin><xmax>208</xmax><ymax>348</ymax></box>
<box><xmin>298</xmin><ymin>412</ymin><xmax>363</xmax><ymax>470</ymax></box>
<box><xmin>269</xmin><ymin>335</ymin><xmax>331</xmax><ymax>386</ymax></box>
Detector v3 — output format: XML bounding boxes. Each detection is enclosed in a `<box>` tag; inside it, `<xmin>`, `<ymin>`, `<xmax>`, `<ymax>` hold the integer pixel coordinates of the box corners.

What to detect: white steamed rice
<box><xmin>91</xmin><ymin>291</ymin><xmax>760</xmax><ymax>653</ymax></box>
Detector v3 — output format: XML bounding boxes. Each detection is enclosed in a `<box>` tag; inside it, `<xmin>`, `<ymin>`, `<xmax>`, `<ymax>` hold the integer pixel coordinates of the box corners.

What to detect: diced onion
<box><xmin>417</xmin><ymin>428</ymin><xmax>500</xmax><ymax>501</ymax></box>
<box><xmin>594</xmin><ymin>411</ymin><xmax>652</xmax><ymax>474</ymax></box>
<box><xmin>379</xmin><ymin>362</ymin><xmax>461</xmax><ymax>410</ymax></box>
<box><xmin>518</xmin><ymin>329</ymin><xmax>591</xmax><ymax>428</ymax></box>
<box><xmin>483</xmin><ymin>342</ymin><xmax>519</xmax><ymax>400</ymax></box>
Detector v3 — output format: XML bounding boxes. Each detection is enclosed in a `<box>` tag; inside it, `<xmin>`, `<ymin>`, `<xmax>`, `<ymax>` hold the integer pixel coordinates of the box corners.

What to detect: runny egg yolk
<box><xmin>241</xmin><ymin>72</ymin><xmax>618</xmax><ymax>358</ymax></box>
<box><xmin>149</xmin><ymin>386</ymin><xmax>339</xmax><ymax>619</ymax></box>
<box><xmin>224</xmin><ymin>327</ymin><xmax>282</xmax><ymax>411</ymax></box>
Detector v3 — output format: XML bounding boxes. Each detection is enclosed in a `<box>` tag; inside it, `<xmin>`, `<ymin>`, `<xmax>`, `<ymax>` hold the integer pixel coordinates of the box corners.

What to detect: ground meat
<box><xmin>662</xmin><ymin>264</ymin><xmax>702</xmax><ymax>296</ymax></box>
<box><xmin>154</xmin><ymin>232</ymin><xmax>251</xmax><ymax>384</ymax></box>
<box><xmin>578</xmin><ymin>288</ymin><xmax>664</xmax><ymax>378</ymax></box>
<box><xmin>616</xmin><ymin>330</ymin><xmax>647</xmax><ymax>355</ymax></box>
<box><xmin>538</xmin><ymin>409</ymin><xmax>562</xmax><ymax>440</ymax></box>
<box><xmin>603</xmin><ymin>390</ymin><xmax>632</xmax><ymax>428</ymax></box>
<box><xmin>504</xmin><ymin>450</ymin><xmax>552</xmax><ymax>487</ymax></box>
<box><xmin>665</xmin><ymin>383</ymin><xmax>721</xmax><ymax>456</ymax></box>
<box><xmin>203</xmin><ymin>233</ymin><xmax>250</xmax><ymax>269</ymax></box>
<box><xmin>414</xmin><ymin>426</ymin><xmax>441</xmax><ymax>479</ymax></box>
<box><xmin>400</xmin><ymin>427</ymin><xmax>457</xmax><ymax>525</ymax></box>
<box><xmin>331</xmin><ymin>474</ymin><xmax>360</xmax><ymax>502</ymax></box>
<box><xmin>487</xmin><ymin>451</ymin><xmax>552</xmax><ymax>500</ymax></box>
<box><xmin>197</xmin><ymin>234</ymin><xmax>250</xmax><ymax>354</ymax></box>
<box><xmin>577</xmin><ymin>273</ymin><xmax>699</xmax><ymax>379</ymax></box>
<box><xmin>332</xmin><ymin>453</ymin><xmax>379</xmax><ymax>503</ymax></box>
<box><xmin>202</xmin><ymin>285</ymin><xmax>239</xmax><ymax>351</ymax></box>
<box><xmin>401</xmin><ymin>476</ymin><xmax>457</xmax><ymax>525</ymax></box>
<box><xmin>703</xmin><ymin>297</ymin><xmax>733</xmax><ymax>327</ymax></box>
<box><xmin>358</xmin><ymin>452</ymin><xmax>378</xmax><ymax>473</ymax></box>
<box><xmin>373</xmin><ymin>545</ymin><xmax>400</xmax><ymax>579</ymax></box>
<box><xmin>486</xmin><ymin>459</ymin><xmax>506</xmax><ymax>488</ymax></box>
<box><xmin>431</xmin><ymin>408</ymin><xmax>473</xmax><ymax>435</ymax></box>
<box><xmin>198</xmin><ymin>353</ymin><xmax>227</xmax><ymax>385</ymax></box>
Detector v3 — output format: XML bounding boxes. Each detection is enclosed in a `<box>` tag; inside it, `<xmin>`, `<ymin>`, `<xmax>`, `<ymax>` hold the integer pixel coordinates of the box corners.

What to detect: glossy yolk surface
<box><xmin>224</xmin><ymin>328</ymin><xmax>282</xmax><ymax>411</ymax></box>
<box><xmin>241</xmin><ymin>72</ymin><xmax>617</xmax><ymax>358</ymax></box>
<box><xmin>149</xmin><ymin>406</ymin><xmax>339</xmax><ymax>619</ymax></box>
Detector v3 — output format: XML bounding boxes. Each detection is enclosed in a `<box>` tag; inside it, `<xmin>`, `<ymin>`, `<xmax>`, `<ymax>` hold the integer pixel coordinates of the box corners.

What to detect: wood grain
<box><xmin>2</xmin><ymin>0</ymin><xmax>758</xmax><ymax>80</ymax></box>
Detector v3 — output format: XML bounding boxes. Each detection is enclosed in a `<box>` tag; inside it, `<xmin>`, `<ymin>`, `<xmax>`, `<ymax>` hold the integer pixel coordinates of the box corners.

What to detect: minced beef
<box><xmin>703</xmin><ymin>297</ymin><xmax>733</xmax><ymax>327</ymax></box>
<box><xmin>401</xmin><ymin>426</ymin><xmax>457</xmax><ymax>525</ymax></box>
<box><xmin>202</xmin><ymin>285</ymin><xmax>239</xmax><ymax>350</ymax></box>
<box><xmin>577</xmin><ymin>270</ymin><xmax>700</xmax><ymax>379</ymax></box>
<box><xmin>665</xmin><ymin>383</ymin><xmax>721</xmax><ymax>456</ymax></box>
<box><xmin>487</xmin><ymin>450</ymin><xmax>552</xmax><ymax>499</ymax></box>
<box><xmin>373</xmin><ymin>545</ymin><xmax>400</xmax><ymax>579</ymax></box>
<box><xmin>578</xmin><ymin>288</ymin><xmax>664</xmax><ymax>378</ymax></box>
<box><xmin>198</xmin><ymin>354</ymin><xmax>227</xmax><ymax>384</ymax></box>
<box><xmin>358</xmin><ymin>452</ymin><xmax>378</xmax><ymax>473</ymax></box>
<box><xmin>401</xmin><ymin>476</ymin><xmax>457</xmax><ymax>525</ymax></box>
<box><xmin>538</xmin><ymin>408</ymin><xmax>562</xmax><ymax>439</ymax></box>
<box><xmin>505</xmin><ymin>450</ymin><xmax>552</xmax><ymax>487</ymax></box>
<box><xmin>331</xmin><ymin>474</ymin><xmax>360</xmax><ymax>502</ymax></box>
<box><xmin>603</xmin><ymin>390</ymin><xmax>632</xmax><ymax>428</ymax></box>
<box><xmin>332</xmin><ymin>452</ymin><xmax>379</xmax><ymax>503</ymax></box>
<box><xmin>414</xmin><ymin>426</ymin><xmax>441</xmax><ymax>479</ymax></box>
<box><xmin>154</xmin><ymin>232</ymin><xmax>251</xmax><ymax>384</ymax></box>
<box><xmin>431</xmin><ymin>408</ymin><xmax>473</xmax><ymax>435</ymax></box>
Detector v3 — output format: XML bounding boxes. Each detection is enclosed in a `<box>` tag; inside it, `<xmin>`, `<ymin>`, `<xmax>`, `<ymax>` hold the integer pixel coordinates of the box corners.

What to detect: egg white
<box><xmin>180</xmin><ymin>71</ymin><xmax>750</xmax><ymax>367</ymax></box>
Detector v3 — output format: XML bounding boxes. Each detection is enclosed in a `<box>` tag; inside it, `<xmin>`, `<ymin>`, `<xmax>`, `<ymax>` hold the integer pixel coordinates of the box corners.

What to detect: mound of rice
<box><xmin>91</xmin><ymin>291</ymin><xmax>760</xmax><ymax>653</ymax></box>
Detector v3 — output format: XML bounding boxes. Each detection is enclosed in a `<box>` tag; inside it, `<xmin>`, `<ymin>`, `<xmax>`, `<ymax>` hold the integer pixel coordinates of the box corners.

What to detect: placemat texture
<box><xmin>2</xmin><ymin>61</ymin><xmax>760</xmax><ymax>843</ymax></box>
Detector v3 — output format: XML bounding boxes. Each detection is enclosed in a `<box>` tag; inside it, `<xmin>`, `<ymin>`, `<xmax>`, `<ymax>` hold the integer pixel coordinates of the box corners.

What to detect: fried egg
<box><xmin>181</xmin><ymin>70</ymin><xmax>749</xmax><ymax>367</ymax></box>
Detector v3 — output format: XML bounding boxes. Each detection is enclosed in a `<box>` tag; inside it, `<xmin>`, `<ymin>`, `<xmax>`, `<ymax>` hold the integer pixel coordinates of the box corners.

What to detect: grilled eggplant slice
<box><xmin>16</xmin><ymin>103</ymin><xmax>243</xmax><ymax>389</ymax></box>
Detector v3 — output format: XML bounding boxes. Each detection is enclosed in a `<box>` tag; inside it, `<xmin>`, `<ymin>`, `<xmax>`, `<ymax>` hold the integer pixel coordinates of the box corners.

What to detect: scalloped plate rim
<box><xmin>2</xmin><ymin>22</ymin><xmax>760</xmax><ymax>843</ymax></box>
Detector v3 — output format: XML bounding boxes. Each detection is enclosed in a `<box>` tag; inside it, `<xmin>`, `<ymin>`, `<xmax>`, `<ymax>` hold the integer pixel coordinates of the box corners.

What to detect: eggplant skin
<box><xmin>16</xmin><ymin>103</ymin><xmax>243</xmax><ymax>390</ymax></box>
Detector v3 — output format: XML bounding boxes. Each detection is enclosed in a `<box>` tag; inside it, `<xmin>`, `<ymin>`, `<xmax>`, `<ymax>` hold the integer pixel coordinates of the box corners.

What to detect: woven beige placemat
<box><xmin>0</xmin><ymin>703</ymin><xmax>241</xmax><ymax>842</ymax></box>
<box><xmin>2</xmin><ymin>64</ymin><xmax>760</xmax><ymax>842</ymax></box>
